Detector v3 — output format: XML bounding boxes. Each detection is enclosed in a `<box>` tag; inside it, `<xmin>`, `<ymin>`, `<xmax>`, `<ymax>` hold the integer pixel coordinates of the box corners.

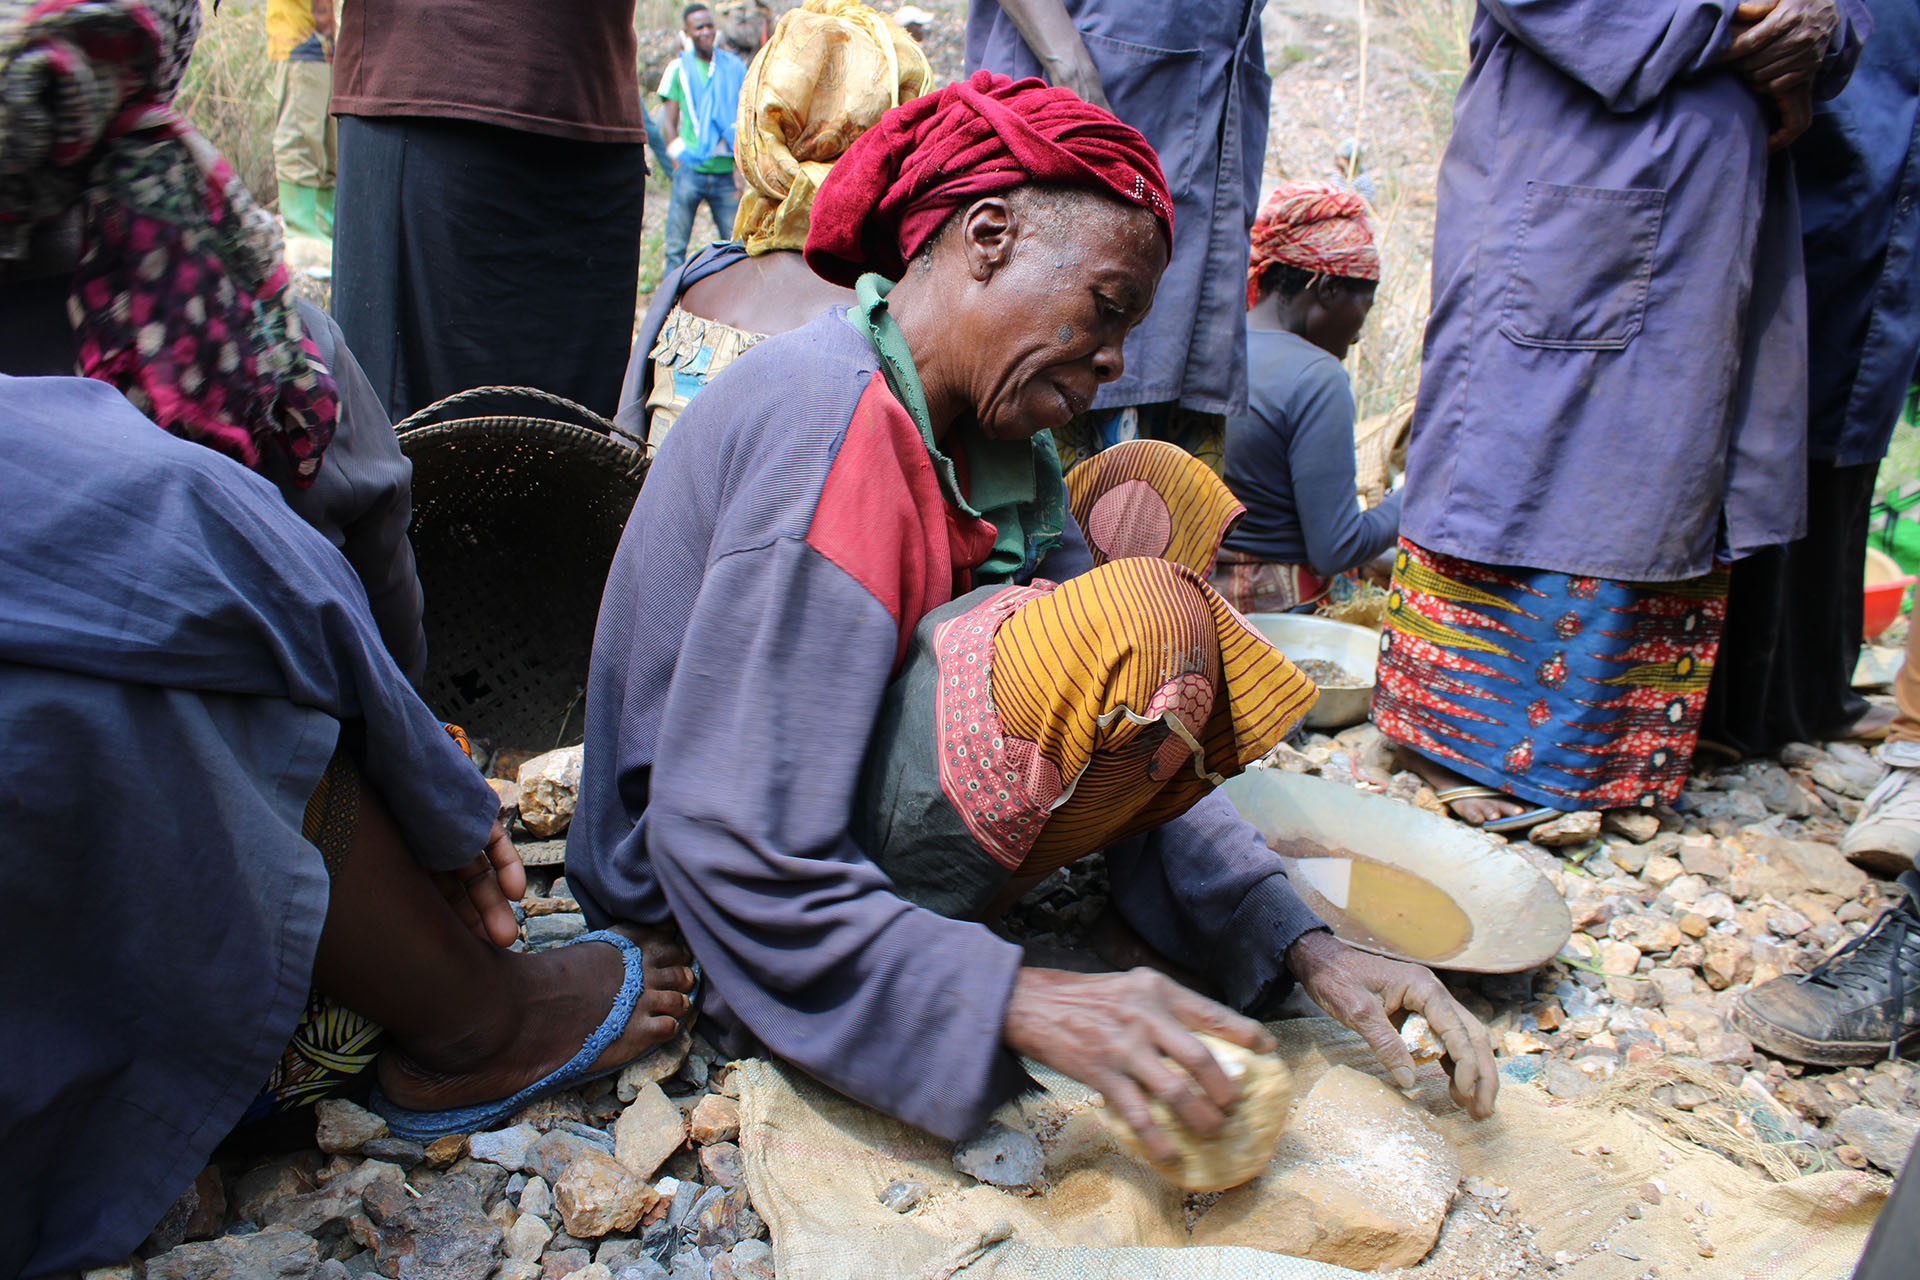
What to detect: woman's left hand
<box><xmin>434</xmin><ymin>820</ymin><xmax>527</xmax><ymax>948</ymax></box>
<box><xmin>1286</xmin><ymin>928</ymin><xmax>1498</xmax><ymax>1119</ymax></box>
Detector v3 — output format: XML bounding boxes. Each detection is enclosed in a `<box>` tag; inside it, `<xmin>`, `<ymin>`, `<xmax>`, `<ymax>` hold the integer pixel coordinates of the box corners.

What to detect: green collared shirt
<box><xmin>846</xmin><ymin>274</ymin><xmax>1065</xmax><ymax>583</ymax></box>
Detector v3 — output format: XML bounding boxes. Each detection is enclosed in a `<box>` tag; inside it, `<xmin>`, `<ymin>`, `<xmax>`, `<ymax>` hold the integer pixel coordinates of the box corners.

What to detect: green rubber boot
<box><xmin>315</xmin><ymin>184</ymin><xmax>334</xmax><ymax>238</ymax></box>
<box><xmin>277</xmin><ymin>180</ymin><xmax>331</xmax><ymax>247</ymax></box>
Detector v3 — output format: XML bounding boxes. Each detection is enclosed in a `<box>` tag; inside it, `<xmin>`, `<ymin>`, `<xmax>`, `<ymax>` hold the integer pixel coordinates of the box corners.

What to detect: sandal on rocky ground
<box><xmin>1432</xmin><ymin>785</ymin><xmax>1564</xmax><ymax>835</ymax></box>
<box><xmin>1729</xmin><ymin>871</ymin><xmax>1920</xmax><ymax>1066</ymax></box>
<box><xmin>369</xmin><ymin>930</ymin><xmax>699</xmax><ymax>1141</ymax></box>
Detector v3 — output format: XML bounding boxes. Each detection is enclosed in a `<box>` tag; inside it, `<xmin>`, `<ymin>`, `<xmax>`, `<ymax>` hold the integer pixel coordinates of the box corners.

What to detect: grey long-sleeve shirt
<box><xmin>1222</xmin><ymin>328</ymin><xmax>1402</xmax><ymax>576</ymax></box>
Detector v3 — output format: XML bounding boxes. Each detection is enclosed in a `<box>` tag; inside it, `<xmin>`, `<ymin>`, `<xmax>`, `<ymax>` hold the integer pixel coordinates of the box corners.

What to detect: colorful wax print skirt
<box><xmin>1210</xmin><ymin>548</ymin><xmax>1330</xmax><ymax>614</ymax></box>
<box><xmin>1372</xmin><ymin>539</ymin><xmax>1729</xmax><ymax>812</ymax></box>
<box><xmin>646</xmin><ymin>305</ymin><xmax>765</xmax><ymax>449</ymax></box>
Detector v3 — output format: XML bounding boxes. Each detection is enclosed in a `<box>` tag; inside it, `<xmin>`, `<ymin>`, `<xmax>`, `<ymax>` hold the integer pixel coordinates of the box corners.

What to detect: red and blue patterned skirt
<box><xmin>1372</xmin><ymin>539</ymin><xmax>1729</xmax><ymax>811</ymax></box>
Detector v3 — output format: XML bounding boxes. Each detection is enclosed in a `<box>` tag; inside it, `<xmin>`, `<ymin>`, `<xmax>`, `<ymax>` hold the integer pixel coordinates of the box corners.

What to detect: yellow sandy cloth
<box><xmin>1065</xmin><ymin>439</ymin><xmax>1245</xmax><ymax>577</ymax></box>
<box><xmin>732</xmin><ymin>0</ymin><xmax>932</xmax><ymax>254</ymax></box>
<box><xmin>970</xmin><ymin>558</ymin><xmax>1317</xmax><ymax>875</ymax></box>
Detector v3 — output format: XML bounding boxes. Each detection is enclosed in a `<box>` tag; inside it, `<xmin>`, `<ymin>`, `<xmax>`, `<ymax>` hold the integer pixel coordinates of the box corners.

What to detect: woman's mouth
<box><xmin>1051</xmin><ymin>380</ymin><xmax>1088</xmax><ymax>419</ymax></box>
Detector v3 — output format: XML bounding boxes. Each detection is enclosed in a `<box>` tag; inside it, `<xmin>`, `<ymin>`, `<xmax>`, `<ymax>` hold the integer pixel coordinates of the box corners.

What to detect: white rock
<box><xmin>614</xmin><ymin>1084</ymin><xmax>687</xmax><ymax>1180</ymax></box>
<box><xmin>518</xmin><ymin>1175</ymin><xmax>552</xmax><ymax>1221</ymax></box>
<box><xmin>519</xmin><ymin>745</ymin><xmax>585</xmax><ymax>839</ymax></box>
<box><xmin>1192</xmin><ymin>1066</ymin><xmax>1460</xmax><ymax>1270</ymax></box>
<box><xmin>313</xmin><ymin>1098</ymin><xmax>388</xmax><ymax>1155</ymax></box>
<box><xmin>504</xmin><ymin>1210</ymin><xmax>552</xmax><ymax>1260</ymax></box>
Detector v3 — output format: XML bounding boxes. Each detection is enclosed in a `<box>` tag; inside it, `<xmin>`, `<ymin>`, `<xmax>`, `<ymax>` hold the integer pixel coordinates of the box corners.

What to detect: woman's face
<box><xmin>966</xmin><ymin>197</ymin><xmax>1169</xmax><ymax>441</ymax></box>
<box><xmin>1304</xmin><ymin>279</ymin><xmax>1376</xmax><ymax>362</ymax></box>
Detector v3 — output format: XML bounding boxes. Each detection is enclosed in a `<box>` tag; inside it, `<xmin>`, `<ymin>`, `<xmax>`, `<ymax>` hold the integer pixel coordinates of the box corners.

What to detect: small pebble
<box><xmin>878</xmin><ymin>1180</ymin><xmax>927</xmax><ymax>1213</ymax></box>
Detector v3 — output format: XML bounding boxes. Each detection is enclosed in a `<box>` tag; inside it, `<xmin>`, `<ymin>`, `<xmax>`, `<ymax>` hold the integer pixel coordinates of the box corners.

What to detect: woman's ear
<box><xmin>959</xmin><ymin>197</ymin><xmax>1018</xmax><ymax>283</ymax></box>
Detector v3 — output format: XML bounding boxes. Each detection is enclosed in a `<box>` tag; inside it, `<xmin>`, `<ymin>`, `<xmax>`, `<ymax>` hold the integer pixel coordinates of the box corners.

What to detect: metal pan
<box><xmin>1224</xmin><ymin>770</ymin><xmax>1572</xmax><ymax>973</ymax></box>
<box><xmin>1243</xmin><ymin>612</ymin><xmax>1379</xmax><ymax>730</ymax></box>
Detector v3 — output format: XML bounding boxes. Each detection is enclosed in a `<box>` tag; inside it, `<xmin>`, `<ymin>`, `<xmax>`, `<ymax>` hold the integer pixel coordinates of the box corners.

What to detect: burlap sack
<box><xmin>739</xmin><ymin>1019</ymin><xmax>1886</xmax><ymax>1280</ymax></box>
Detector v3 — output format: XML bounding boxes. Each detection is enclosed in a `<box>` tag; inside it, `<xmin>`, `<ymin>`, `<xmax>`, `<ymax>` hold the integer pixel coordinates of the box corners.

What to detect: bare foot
<box><xmin>1394</xmin><ymin>746</ymin><xmax>1526</xmax><ymax>826</ymax></box>
<box><xmin>378</xmin><ymin>925</ymin><xmax>694</xmax><ymax>1112</ymax></box>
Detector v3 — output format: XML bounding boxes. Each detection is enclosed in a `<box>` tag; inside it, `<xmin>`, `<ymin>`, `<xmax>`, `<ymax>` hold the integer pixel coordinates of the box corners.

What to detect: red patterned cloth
<box><xmin>1246</xmin><ymin>179</ymin><xmax>1379</xmax><ymax>309</ymax></box>
<box><xmin>1372</xmin><ymin>538</ymin><xmax>1728</xmax><ymax>811</ymax></box>
<box><xmin>805</xmin><ymin>69</ymin><xmax>1172</xmax><ymax>286</ymax></box>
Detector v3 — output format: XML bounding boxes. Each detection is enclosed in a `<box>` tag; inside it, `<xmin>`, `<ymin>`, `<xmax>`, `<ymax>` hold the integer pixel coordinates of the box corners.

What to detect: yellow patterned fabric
<box><xmin>981</xmin><ymin>559</ymin><xmax>1318</xmax><ymax>875</ymax></box>
<box><xmin>732</xmin><ymin>0</ymin><xmax>932</xmax><ymax>255</ymax></box>
<box><xmin>1065</xmin><ymin>439</ymin><xmax>1245</xmax><ymax>577</ymax></box>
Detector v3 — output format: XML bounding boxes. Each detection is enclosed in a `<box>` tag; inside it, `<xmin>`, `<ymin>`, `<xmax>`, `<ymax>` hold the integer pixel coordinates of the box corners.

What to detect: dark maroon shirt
<box><xmin>333</xmin><ymin>0</ymin><xmax>643</xmax><ymax>143</ymax></box>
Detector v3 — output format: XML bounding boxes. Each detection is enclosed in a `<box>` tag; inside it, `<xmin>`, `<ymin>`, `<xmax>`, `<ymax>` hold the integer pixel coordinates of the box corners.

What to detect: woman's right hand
<box><xmin>1002</xmin><ymin>966</ymin><xmax>1275</xmax><ymax>1163</ymax></box>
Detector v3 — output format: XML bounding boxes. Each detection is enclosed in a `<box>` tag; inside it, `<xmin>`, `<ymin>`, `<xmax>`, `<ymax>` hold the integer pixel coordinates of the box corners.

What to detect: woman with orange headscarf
<box><xmin>1211</xmin><ymin>179</ymin><xmax>1398</xmax><ymax>615</ymax></box>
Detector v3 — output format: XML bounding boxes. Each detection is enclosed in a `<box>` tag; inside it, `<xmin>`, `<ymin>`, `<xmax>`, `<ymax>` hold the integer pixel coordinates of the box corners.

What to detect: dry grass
<box><xmin>1341</xmin><ymin>0</ymin><xmax>1473</xmax><ymax>419</ymax></box>
<box><xmin>1382</xmin><ymin>0</ymin><xmax>1474</xmax><ymax>146</ymax></box>
<box><xmin>1349</xmin><ymin>178</ymin><xmax>1432</xmax><ymax>420</ymax></box>
<box><xmin>177</xmin><ymin>0</ymin><xmax>278</xmax><ymax>206</ymax></box>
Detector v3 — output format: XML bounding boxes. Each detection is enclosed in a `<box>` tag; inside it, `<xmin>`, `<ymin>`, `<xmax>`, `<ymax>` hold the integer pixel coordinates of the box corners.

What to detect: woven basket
<box><xmin>397</xmin><ymin>386</ymin><xmax>648</xmax><ymax>754</ymax></box>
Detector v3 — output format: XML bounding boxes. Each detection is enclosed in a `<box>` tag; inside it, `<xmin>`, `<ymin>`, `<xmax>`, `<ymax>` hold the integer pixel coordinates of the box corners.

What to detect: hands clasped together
<box><xmin>1002</xmin><ymin>928</ymin><xmax>1497</xmax><ymax>1164</ymax></box>
<box><xmin>1727</xmin><ymin>0</ymin><xmax>1844</xmax><ymax>150</ymax></box>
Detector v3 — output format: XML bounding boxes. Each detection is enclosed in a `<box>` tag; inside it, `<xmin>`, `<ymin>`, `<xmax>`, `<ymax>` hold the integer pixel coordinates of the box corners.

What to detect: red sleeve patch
<box><xmin>806</xmin><ymin>373</ymin><xmax>958</xmax><ymax>672</ymax></box>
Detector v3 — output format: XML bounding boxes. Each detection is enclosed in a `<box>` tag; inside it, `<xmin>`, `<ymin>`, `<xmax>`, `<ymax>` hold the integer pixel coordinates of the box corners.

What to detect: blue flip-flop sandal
<box><xmin>368</xmin><ymin>929</ymin><xmax>699</xmax><ymax>1141</ymax></box>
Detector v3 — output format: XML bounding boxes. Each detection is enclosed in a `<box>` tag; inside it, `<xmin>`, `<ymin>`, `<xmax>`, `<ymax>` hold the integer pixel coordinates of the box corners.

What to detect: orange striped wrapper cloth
<box><xmin>1065</xmin><ymin>438</ymin><xmax>1246</xmax><ymax>577</ymax></box>
<box><xmin>933</xmin><ymin>557</ymin><xmax>1318</xmax><ymax>877</ymax></box>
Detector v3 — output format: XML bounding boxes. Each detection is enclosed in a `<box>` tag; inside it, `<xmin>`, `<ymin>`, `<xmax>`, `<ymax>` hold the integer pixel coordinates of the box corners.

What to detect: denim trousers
<box><xmin>663</xmin><ymin>166</ymin><xmax>739</xmax><ymax>275</ymax></box>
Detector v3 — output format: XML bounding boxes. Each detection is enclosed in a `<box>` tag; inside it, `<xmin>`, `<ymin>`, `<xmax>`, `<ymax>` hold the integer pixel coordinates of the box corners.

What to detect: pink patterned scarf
<box><xmin>1</xmin><ymin>0</ymin><xmax>338</xmax><ymax>482</ymax></box>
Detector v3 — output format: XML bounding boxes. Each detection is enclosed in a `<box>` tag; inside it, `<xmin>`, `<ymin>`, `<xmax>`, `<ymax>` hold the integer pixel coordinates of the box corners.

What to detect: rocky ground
<box><xmin>110</xmin><ymin>628</ymin><xmax>1919</xmax><ymax>1279</ymax></box>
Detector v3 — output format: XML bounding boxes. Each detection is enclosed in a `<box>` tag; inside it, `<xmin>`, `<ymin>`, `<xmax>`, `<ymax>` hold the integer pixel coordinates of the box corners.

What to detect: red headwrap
<box><xmin>805</xmin><ymin>69</ymin><xmax>1173</xmax><ymax>286</ymax></box>
<box><xmin>1246</xmin><ymin>180</ymin><xmax>1379</xmax><ymax>310</ymax></box>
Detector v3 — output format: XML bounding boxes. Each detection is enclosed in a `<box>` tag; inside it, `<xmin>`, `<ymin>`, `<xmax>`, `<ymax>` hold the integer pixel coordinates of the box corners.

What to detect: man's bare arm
<box><xmin>992</xmin><ymin>0</ymin><xmax>1109</xmax><ymax>110</ymax></box>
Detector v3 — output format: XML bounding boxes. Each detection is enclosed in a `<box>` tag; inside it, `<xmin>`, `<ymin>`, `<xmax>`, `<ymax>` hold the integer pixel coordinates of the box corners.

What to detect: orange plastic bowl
<box><xmin>1864</xmin><ymin>547</ymin><xmax>1915</xmax><ymax>640</ymax></box>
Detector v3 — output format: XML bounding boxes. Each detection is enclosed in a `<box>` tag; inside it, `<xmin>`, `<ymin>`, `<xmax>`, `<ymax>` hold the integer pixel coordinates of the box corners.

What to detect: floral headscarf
<box><xmin>0</xmin><ymin>0</ymin><xmax>338</xmax><ymax>483</ymax></box>
<box><xmin>1246</xmin><ymin>179</ymin><xmax>1379</xmax><ymax>310</ymax></box>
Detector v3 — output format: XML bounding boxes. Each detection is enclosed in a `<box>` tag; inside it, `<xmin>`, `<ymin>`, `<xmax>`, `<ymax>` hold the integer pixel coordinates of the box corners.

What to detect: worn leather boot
<box><xmin>1731</xmin><ymin>872</ymin><xmax>1920</xmax><ymax>1065</ymax></box>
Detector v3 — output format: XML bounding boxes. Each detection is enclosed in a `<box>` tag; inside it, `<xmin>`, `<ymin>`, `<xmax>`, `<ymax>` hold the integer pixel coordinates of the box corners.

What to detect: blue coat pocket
<box><xmin>1500</xmin><ymin>182</ymin><xmax>1666</xmax><ymax>351</ymax></box>
<box><xmin>1081</xmin><ymin>33</ymin><xmax>1205</xmax><ymax>201</ymax></box>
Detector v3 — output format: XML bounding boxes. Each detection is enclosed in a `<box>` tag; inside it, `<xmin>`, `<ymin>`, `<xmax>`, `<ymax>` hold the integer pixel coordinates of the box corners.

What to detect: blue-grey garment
<box><xmin>1399</xmin><ymin>0</ymin><xmax>1865</xmax><ymax>582</ymax></box>
<box><xmin>966</xmin><ymin>0</ymin><xmax>1269</xmax><ymax>417</ymax></box>
<box><xmin>0</xmin><ymin>287</ymin><xmax>429</xmax><ymax>690</ymax></box>
<box><xmin>1796</xmin><ymin>0</ymin><xmax>1920</xmax><ymax>466</ymax></box>
<box><xmin>0</xmin><ymin>374</ymin><xmax>494</xmax><ymax>1276</ymax></box>
<box><xmin>1222</xmin><ymin>327</ymin><xmax>1403</xmax><ymax>575</ymax></box>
